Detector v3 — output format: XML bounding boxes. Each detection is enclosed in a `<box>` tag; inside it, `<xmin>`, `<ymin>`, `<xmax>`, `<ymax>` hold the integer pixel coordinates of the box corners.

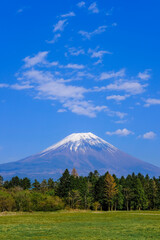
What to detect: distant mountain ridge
<box><xmin>0</xmin><ymin>132</ymin><xmax>160</xmax><ymax>180</ymax></box>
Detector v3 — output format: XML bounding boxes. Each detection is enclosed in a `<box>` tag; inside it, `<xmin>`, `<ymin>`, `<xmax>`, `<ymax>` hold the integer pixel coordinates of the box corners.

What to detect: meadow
<box><xmin>0</xmin><ymin>211</ymin><xmax>160</xmax><ymax>240</ymax></box>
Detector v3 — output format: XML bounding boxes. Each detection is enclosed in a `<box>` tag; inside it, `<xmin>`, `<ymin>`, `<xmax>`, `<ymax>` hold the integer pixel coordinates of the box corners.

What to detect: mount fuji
<box><xmin>0</xmin><ymin>132</ymin><xmax>160</xmax><ymax>180</ymax></box>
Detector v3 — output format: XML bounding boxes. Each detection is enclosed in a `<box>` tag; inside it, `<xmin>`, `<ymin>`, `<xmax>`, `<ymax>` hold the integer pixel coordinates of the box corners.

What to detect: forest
<box><xmin>0</xmin><ymin>169</ymin><xmax>160</xmax><ymax>212</ymax></box>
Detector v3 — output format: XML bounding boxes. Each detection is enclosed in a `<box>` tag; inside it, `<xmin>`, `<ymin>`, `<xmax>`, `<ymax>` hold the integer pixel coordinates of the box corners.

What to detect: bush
<box><xmin>0</xmin><ymin>190</ymin><xmax>15</xmax><ymax>211</ymax></box>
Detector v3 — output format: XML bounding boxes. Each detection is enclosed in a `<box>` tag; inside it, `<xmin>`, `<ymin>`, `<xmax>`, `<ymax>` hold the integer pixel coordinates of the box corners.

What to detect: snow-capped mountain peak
<box><xmin>41</xmin><ymin>132</ymin><xmax>117</xmax><ymax>153</ymax></box>
<box><xmin>1</xmin><ymin>132</ymin><xmax>160</xmax><ymax>180</ymax></box>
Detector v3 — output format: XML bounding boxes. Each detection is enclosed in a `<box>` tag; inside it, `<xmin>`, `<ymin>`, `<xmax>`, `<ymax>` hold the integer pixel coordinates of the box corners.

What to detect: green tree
<box><xmin>14</xmin><ymin>190</ymin><xmax>32</xmax><ymax>211</ymax></box>
<box><xmin>133</xmin><ymin>178</ymin><xmax>147</xmax><ymax>210</ymax></box>
<box><xmin>0</xmin><ymin>190</ymin><xmax>15</xmax><ymax>211</ymax></box>
<box><xmin>20</xmin><ymin>177</ymin><xmax>31</xmax><ymax>190</ymax></box>
<box><xmin>57</xmin><ymin>169</ymin><xmax>71</xmax><ymax>198</ymax></box>
<box><xmin>32</xmin><ymin>179</ymin><xmax>40</xmax><ymax>190</ymax></box>
<box><xmin>40</xmin><ymin>179</ymin><xmax>48</xmax><ymax>193</ymax></box>
<box><xmin>0</xmin><ymin>176</ymin><xmax>3</xmax><ymax>187</ymax></box>
<box><xmin>48</xmin><ymin>178</ymin><xmax>54</xmax><ymax>189</ymax></box>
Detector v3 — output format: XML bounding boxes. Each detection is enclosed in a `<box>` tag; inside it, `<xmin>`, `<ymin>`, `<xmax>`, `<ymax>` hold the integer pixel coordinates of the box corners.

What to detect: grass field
<box><xmin>0</xmin><ymin>211</ymin><xmax>160</xmax><ymax>240</ymax></box>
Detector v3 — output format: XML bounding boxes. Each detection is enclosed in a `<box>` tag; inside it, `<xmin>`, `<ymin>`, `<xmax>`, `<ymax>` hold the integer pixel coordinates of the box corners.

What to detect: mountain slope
<box><xmin>0</xmin><ymin>132</ymin><xmax>160</xmax><ymax>180</ymax></box>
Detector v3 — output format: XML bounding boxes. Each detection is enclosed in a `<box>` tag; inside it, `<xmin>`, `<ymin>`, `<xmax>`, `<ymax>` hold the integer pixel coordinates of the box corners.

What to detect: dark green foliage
<box><xmin>57</xmin><ymin>169</ymin><xmax>71</xmax><ymax>198</ymax></box>
<box><xmin>32</xmin><ymin>179</ymin><xmax>40</xmax><ymax>190</ymax></box>
<box><xmin>0</xmin><ymin>169</ymin><xmax>160</xmax><ymax>212</ymax></box>
<box><xmin>0</xmin><ymin>175</ymin><xmax>3</xmax><ymax>187</ymax></box>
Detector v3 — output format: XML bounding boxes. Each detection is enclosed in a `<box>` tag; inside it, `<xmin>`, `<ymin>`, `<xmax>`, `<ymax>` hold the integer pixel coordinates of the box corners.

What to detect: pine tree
<box><xmin>133</xmin><ymin>178</ymin><xmax>147</xmax><ymax>210</ymax></box>
<box><xmin>104</xmin><ymin>172</ymin><xmax>118</xmax><ymax>211</ymax></box>
<box><xmin>32</xmin><ymin>179</ymin><xmax>40</xmax><ymax>190</ymax></box>
<box><xmin>48</xmin><ymin>178</ymin><xmax>54</xmax><ymax>189</ymax></box>
<box><xmin>57</xmin><ymin>169</ymin><xmax>71</xmax><ymax>198</ymax></box>
<box><xmin>21</xmin><ymin>177</ymin><xmax>31</xmax><ymax>190</ymax></box>
<box><xmin>40</xmin><ymin>179</ymin><xmax>48</xmax><ymax>193</ymax></box>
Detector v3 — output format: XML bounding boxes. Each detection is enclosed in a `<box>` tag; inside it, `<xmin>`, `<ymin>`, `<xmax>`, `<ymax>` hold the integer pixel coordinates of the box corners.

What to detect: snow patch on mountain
<box><xmin>41</xmin><ymin>132</ymin><xmax>117</xmax><ymax>154</ymax></box>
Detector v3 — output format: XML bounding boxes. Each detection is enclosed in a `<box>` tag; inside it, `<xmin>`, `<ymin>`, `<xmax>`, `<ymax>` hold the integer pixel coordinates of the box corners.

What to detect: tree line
<box><xmin>0</xmin><ymin>169</ymin><xmax>160</xmax><ymax>212</ymax></box>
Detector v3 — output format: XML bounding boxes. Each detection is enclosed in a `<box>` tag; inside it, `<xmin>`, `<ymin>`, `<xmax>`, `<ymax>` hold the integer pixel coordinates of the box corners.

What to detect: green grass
<box><xmin>0</xmin><ymin>211</ymin><xmax>160</xmax><ymax>240</ymax></box>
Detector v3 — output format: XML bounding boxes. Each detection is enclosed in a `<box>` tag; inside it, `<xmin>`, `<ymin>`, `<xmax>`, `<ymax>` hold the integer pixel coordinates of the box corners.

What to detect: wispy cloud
<box><xmin>106</xmin><ymin>110</ymin><xmax>127</xmax><ymax>119</ymax></box>
<box><xmin>63</xmin><ymin>100</ymin><xmax>106</xmax><ymax>118</ymax></box>
<box><xmin>0</xmin><ymin>83</ymin><xmax>33</xmax><ymax>90</ymax></box>
<box><xmin>64</xmin><ymin>63</ymin><xmax>85</xmax><ymax>69</ymax></box>
<box><xmin>57</xmin><ymin>109</ymin><xmax>67</xmax><ymax>113</ymax></box>
<box><xmin>67</xmin><ymin>47</ymin><xmax>85</xmax><ymax>56</ymax></box>
<box><xmin>23</xmin><ymin>51</ymin><xmax>49</xmax><ymax>68</ymax></box>
<box><xmin>100</xmin><ymin>69</ymin><xmax>125</xmax><ymax>80</ymax></box>
<box><xmin>75</xmin><ymin>71</ymin><xmax>95</xmax><ymax>80</ymax></box>
<box><xmin>23</xmin><ymin>51</ymin><xmax>59</xmax><ymax>68</ymax></box>
<box><xmin>14</xmin><ymin>68</ymin><xmax>107</xmax><ymax>118</ymax></box>
<box><xmin>138</xmin><ymin>69</ymin><xmax>151</xmax><ymax>80</ymax></box>
<box><xmin>79</xmin><ymin>26</ymin><xmax>107</xmax><ymax>39</ymax></box>
<box><xmin>88</xmin><ymin>2</ymin><xmax>99</xmax><ymax>13</ymax></box>
<box><xmin>11</xmin><ymin>84</ymin><xmax>33</xmax><ymax>90</ymax></box>
<box><xmin>61</xmin><ymin>12</ymin><xmax>75</xmax><ymax>18</ymax></box>
<box><xmin>106</xmin><ymin>128</ymin><xmax>134</xmax><ymax>136</ymax></box>
<box><xmin>46</xmin><ymin>33</ymin><xmax>61</xmax><ymax>44</ymax></box>
<box><xmin>106</xmin><ymin>94</ymin><xmax>129</xmax><ymax>102</ymax></box>
<box><xmin>77</xmin><ymin>1</ymin><xmax>85</xmax><ymax>8</ymax></box>
<box><xmin>138</xmin><ymin>131</ymin><xmax>156</xmax><ymax>139</ymax></box>
<box><xmin>53</xmin><ymin>19</ymin><xmax>68</xmax><ymax>32</ymax></box>
<box><xmin>106</xmin><ymin>80</ymin><xmax>147</xmax><ymax>95</ymax></box>
<box><xmin>17</xmin><ymin>8</ymin><xmax>24</xmax><ymax>14</ymax></box>
<box><xmin>0</xmin><ymin>83</ymin><xmax>9</xmax><ymax>88</ymax></box>
<box><xmin>144</xmin><ymin>98</ymin><xmax>160</xmax><ymax>107</ymax></box>
<box><xmin>22</xmin><ymin>69</ymin><xmax>87</xmax><ymax>100</ymax></box>
<box><xmin>88</xmin><ymin>48</ymin><xmax>111</xmax><ymax>64</ymax></box>
<box><xmin>106</xmin><ymin>7</ymin><xmax>114</xmax><ymax>16</ymax></box>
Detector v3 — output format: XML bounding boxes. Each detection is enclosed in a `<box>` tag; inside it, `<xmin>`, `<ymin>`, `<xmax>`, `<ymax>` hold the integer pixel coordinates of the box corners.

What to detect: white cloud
<box><xmin>12</xmin><ymin>68</ymin><xmax>108</xmax><ymax>118</ymax></box>
<box><xmin>22</xmin><ymin>69</ymin><xmax>87</xmax><ymax>100</ymax></box>
<box><xmin>138</xmin><ymin>69</ymin><xmax>151</xmax><ymax>80</ymax></box>
<box><xmin>0</xmin><ymin>83</ymin><xmax>9</xmax><ymax>88</ymax></box>
<box><xmin>46</xmin><ymin>33</ymin><xmax>61</xmax><ymax>44</ymax></box>
<box><xmin>88</xmin><ymin>2</ymin><xmax>99</xmax><ymax>13</ymax></box>
<box><xmin>144</xmin><ymin>98</ymin><xmax>160</xmax><ymax>107</ymax></box>
<box><xmin>57</xmin><ymin>109</ymin><xmax>67</xmax><ymax>113</ymax></box>
<box><xmin>11</xmin><ymin>84</ymin><xmax>33</xmax><ymax>90</ymax></box>
<box><xmin>61</xmin><ymin>12</ymin><xmax>75</xmax><ymax>18</ymax></box>
<box><xmin>53</xmin><ymin>19</ymin><xmax>68</xmax><ymax>32</ymax></box>
<box><xmin>77</xmin><ymin>1</ymin><xmax>85</xmax><ymax>8</ymax></box>
<box><xmin>100</xmin><ymin>69</ymin><xmax>125</xmax><ymax>80</ymax></box>
<box><xmin>49</xmin><ymin>61</ymin><xmax>59</xmax><ymax>66</ymax></box>
<box><xmin>114</xmin><ymin>119</ymin><xmax>128</xmax><ymax>124</ymax></box>
<box><xmin>23</xmin><ymin>51</ymin><xmax>49</xmax><ymax>68</ymax></box>
<box><xmin>0</xmin><ymin>83</ymin><xmax>33</xmax><ymax>91</ymax></box>
<box><xmin>106</xmin><ymin>80</ymin><xmax>147</xmax><ymax>95</ymax></box>
<box><xmin>68</xmin><ymin>47</ymin><xmax>85</xmax><ymax>56</ymax></box>
<box><xmin>75</xmin><ymin>71</ymin><xmax>95</xmax><ymax>79</ymax></box>
<box><xmin>79</xmin><ymin>26</ymin><xmax>107</xmax><ymax>39</ymax></box>
<box><xmin>106</xmin><ymin>94</ymin><xmax>129</xmax><ymax>101</ymax></box>
<box><xmin>106</xmin><ymin>110</ymin><xmax>127</xmax><ymax>119</ymax></box>
<box><xmin>88</xmin><ymin>48</ymin><xmax>111</xmax><ymax>64</ymax></box>
<box><xmin>89</xmin><ymin>49</ymin><xmax>111</xmax><ymax>58</ymax></box>
<box><xmin>63</xmin><ymin>100</ymin><xmax>106</xmax><ymax>118</ymax></box>
<box><xmin>64</xmin><ymin>63</ymin><xmax>85</xmax><ymax>69</ymax></box>
<box><xmin>139</xmin><ymin>131</ymin><xmax>156</xmax><ymax>140</ymax></box>
<box><xmin>106</xmin><ymin>128</ymin><xmax>134</xmax><ymax>136</ymax></box>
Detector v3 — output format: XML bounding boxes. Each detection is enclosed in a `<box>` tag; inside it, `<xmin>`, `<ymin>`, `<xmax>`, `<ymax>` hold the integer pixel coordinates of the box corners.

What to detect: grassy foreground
<box><xmin>0</xmin><ymin>211</ymin><xmax>160</xmax><ymax>240</ymax></box>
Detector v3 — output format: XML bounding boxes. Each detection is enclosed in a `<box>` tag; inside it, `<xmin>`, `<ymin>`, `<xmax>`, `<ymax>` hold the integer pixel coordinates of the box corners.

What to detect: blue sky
<box><xmin>0</xmin><ymin>0</ymin><xmax>160</xmax><ymax>167</ymax></box>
